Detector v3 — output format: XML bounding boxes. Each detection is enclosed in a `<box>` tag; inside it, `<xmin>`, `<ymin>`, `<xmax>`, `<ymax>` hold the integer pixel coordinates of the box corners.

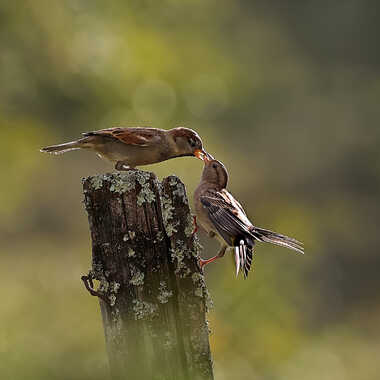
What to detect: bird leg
<box><xmin>115</xmin><ymin>161</ymin><xmax>135</xmax><ymax>171</ymax></box>
<box><xmin>198</xmin><ymin>245</ymin><xmax>227</xmax><ymax>270</ymax></box>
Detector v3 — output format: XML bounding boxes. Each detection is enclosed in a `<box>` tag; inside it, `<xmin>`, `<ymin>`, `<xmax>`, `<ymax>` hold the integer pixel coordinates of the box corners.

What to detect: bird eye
<box><xmin>189</xmin><ymin>138</ymin><xmax>196</xmax><ymax>147</ymax></box>
<box><xmin>212</xmin><ymin>163</ymin><xmax>217</xmax><ymax>169</ymax></box>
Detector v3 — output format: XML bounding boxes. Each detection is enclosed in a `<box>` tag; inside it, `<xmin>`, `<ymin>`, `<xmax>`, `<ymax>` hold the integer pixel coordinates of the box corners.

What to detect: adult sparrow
<box><xmin>194</xmin><ymin>158</ymin><xmax>304</xmax><ymax>278</ymax></box>
<box><xmin>41</xmin><ymin>126</ymin><xmax>208</xmax><ymax>169</ymax></box>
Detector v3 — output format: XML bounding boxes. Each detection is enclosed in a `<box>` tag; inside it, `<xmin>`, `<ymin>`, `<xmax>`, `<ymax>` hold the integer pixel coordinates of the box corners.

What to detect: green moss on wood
<box><xmin>157</xmin><ymin>281</ymin><xmax>173</xmax><ymax>304</ymax></box>
<box><xmin>160</xmin><ymin>193</ymin><xmax>176</xmax><ymax>236</ymax></box>
<box><xmin>132</xmin><ymin>300</ymin><xmax>159</xmax><ymax>320</ymax></box>
<box><xmin>129</xmin><ymin>264</ymin><xmax>145</xmax><ymax>286</ymax></box>
<box><xmin>135</xmin><ymin>171</ymin><xmax>156</xmax><ymax>205</ymax></box>
<box><xmin>90</xmin><ymin>176</ymin><xmax>104</xmax><ymax>190</ymax></box>
<box><xmin>171</xmin><ymin>240</ymin><xmax>192</xmax><ymax>277</ymax></box>
<box><xmin>137</xmin><ymin>187</ymin><xmax>156</xmax><ymax>206</ymax></box>
<box><xmin>109</xmin><ymin>173</ymin><xmax>136</xmax><ymax>194</ymax></box>
<box><xmin>185</xmin><ymin>214</ymin><xmax>195</xmax><ymax>237</ymax></box>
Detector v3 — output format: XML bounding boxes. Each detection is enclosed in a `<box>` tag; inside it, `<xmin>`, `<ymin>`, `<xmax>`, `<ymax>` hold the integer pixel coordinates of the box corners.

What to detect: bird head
<box><xmin>201</xmin><ymin>158</ymin><xmax>229</xmax><ymax>189</ymax></box>
<box><xmin>169</xmin><ymin>127</ymin><xmax>208</xmax><ymax>161</ymax></box>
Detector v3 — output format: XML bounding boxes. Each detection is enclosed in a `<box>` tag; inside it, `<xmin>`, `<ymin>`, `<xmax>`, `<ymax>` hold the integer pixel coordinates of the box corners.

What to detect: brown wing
<box><xmin>200</xmin><ymin>189</ymin><xmax>253</xmax><ymax>246</ymax></box>
<box><xmin>220</xmin><ymin>189</ymin><xmax>248</xmax><ymax>218</ymax></box>
<box><xmin>201</xmin><ymin>188</ymin><xmax>256</xmax><ymax>278</ymax></box>
<box><xmin>83</xmin><ymin>127</ymin><xmax>163</xmax><ymax>146</ymax></box>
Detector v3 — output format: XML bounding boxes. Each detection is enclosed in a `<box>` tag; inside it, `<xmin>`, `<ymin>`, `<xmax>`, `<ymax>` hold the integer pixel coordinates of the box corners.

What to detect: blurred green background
<box><xmin>2</xmin><ymin>1</ymin><xmax>380</xmax><ymax>379</ymax></box>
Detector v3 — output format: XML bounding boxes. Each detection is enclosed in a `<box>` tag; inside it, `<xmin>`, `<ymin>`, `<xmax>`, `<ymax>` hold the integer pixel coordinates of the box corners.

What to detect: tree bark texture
<box><xmin>82</xmin><ymin>171</ymin><xmax>214</xmax><ymax>380</ymax></box>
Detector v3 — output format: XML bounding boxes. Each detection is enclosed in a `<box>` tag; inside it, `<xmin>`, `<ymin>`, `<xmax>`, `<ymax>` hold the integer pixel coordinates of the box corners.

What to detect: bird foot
<box><xmin>115</xmin><ymin>162</ymin><xmax>136</xmax><ymax>171</ymax></box>
<box><xmin>198</xmin><ymin>255</ymin><xmax>220</xmax><ymax>270</ymax></box>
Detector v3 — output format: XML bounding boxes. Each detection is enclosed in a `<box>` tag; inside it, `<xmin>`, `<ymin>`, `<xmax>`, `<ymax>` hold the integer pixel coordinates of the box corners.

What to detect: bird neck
<box><xmin>201</xmin><ymin>168</ymin><xmax>228</xmax><ymax>190</ymax></box>
<box><xmin>198</xmin><ymin>181</ymin><xmax>224</xmax><ymax>192</ymax></box>
<box><xmin>166</xmin><ymin>131</ymin><xmax>181</xmax><ymax>155</ymax></box>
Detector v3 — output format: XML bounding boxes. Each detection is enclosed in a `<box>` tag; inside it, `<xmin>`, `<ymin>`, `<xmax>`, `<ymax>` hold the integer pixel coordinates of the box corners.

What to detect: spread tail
<box><xmin>40</xmin><ymin>140</ymin><xmax>83</xmax><ymax>155</ymax></box>
<box><xmin>250</xmin><ymin>227</ymin><xmax>304</xmax><ymax>254</ymax></box>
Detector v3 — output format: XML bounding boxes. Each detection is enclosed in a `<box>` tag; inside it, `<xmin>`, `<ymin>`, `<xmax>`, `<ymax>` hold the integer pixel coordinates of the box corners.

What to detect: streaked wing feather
<box><xmin>83</xmin><ymin>127</ymin><xmax>159</xmax><ymax>146</ymax></box>
<box><xmin>221</xmin><ymin>189</ymin><xmax>247</xmax><ymax>217</ymax></box>
<box><xmin>200</xmin><ymin>190</ymin><xmax>252</xmax><ymax>245</ymax></box>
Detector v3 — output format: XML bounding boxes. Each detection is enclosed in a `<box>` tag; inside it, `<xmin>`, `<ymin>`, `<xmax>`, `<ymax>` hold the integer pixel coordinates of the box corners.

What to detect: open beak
<box><xmin>194</xmin><ymin>149</ymin><xmax>214</xmax><ymax>163</ymax></box>
<box><xmin>194</xmin><ymin>149</ymin><xmax>207</xmax><ymax>161</ymax></box>
<box><xmin>203</xmin><ymin>151</ymin><xmax>214</xmax><ymax>163</ymax></box>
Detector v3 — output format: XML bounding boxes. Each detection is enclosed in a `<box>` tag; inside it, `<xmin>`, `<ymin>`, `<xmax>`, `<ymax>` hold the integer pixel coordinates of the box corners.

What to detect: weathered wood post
<box><xmin>81</xmin><ymin>170</ymin><xmax>214</xmax><ymax>380</ymax></box>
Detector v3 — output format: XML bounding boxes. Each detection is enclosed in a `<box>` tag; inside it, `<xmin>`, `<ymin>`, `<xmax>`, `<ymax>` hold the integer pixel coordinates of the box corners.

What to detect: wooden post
<box><xmin>81</xmin><ymin>171</ymin><xmax>214</xmax><ymax>380</ymax></box>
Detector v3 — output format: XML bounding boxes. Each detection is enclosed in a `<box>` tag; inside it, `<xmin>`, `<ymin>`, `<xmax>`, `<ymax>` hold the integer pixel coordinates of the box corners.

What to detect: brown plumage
<box><xmin>194</xmin><ymin>159</ymin><xmax>304</xmax><ymax>278</ymax></box>
<box><xmin>40</xmin><ymin>126</ymin><xmax>208</xmax><ymax>169</ymax></box>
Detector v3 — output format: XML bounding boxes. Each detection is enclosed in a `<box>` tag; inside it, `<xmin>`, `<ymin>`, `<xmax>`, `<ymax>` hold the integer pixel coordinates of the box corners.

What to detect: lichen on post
<box><xmin>82</xmin><ymin>170</ymin><xmax>214</xmax><ymax>380</ymax></box>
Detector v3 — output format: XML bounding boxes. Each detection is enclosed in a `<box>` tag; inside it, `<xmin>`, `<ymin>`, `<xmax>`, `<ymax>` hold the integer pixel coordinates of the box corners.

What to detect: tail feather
<box><xmin>241</xmin><ymin>243</ymin><xmax>254</xmax><ymax>279</ymax></box>
<box><xmin>244</xmin><ymin>246</ymin><xmax>253</xmax><ymax>277</ymax></box>
<box><xmin>234</xmin><ymin>240</ymin><xmax>254</xmax><ymax>279</ymax></box>
<box><xmin>251</xmin><ymin>227</ymin><xmax>304</xmax><ymax>254</ymax></box>
<box><xmin>40</xmin><ymin>141</ymin><xmax>81</xmax><ymax>155</ymax></box>
<box><xmin>234</xmin><ymin>247</ymin><xmax>240</xmax><ymax>277</ymax></box>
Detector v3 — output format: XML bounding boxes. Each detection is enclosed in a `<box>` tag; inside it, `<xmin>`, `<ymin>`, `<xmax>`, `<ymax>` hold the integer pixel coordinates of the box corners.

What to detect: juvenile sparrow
<box><xmin>40</xmin><ymin>126</ymin><xmax>208</xmax><ymax>169</ymax></box>
<box><xmin>194</xmin><ymin>158</ymin><xmax>304</xmax><ymax>278</ymax></box>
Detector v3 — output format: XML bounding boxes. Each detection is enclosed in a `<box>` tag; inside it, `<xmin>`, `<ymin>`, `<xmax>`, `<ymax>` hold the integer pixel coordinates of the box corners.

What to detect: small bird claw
<box><xmin>198</xmin><ymin>258</ymin><xmax>205</xmax><ymax>272</ymax></box>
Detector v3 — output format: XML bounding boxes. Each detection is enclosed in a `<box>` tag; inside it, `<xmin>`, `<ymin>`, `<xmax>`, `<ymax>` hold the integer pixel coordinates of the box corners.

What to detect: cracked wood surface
<box><xmin>82</xmin><ymin>171</ymin><xmax>213</xmax><ymax>380</ymax></box>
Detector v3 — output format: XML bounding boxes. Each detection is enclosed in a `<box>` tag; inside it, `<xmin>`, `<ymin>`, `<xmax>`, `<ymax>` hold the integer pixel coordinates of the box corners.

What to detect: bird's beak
<box><xmin>194</xmin><ymin>149</ymin><xmax>214</xmax><ymax>163</ymax></box>
<box><xmin>203</xmin><ymin>151</ymin><xmax>214</xmax><ymax>163</ymax></box>
<box><xmin>194</xmin><ymin>149</ymin><xmax>208</xmax><ymax>161</ymax></box>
